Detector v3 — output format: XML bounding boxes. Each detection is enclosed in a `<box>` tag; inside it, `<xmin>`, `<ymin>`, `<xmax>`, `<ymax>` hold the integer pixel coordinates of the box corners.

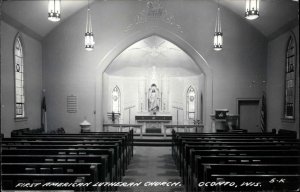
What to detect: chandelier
<box><xmin>214</xmin><ymin>7</ymin><xmax>223</xmax><ymax>51</ymax></box>
<box><xmin>245</xmin><ymin>0</ymin><xmax>260</xmax><ymax>20</ymax></box>
<box><xmin>85</xmin><ymin>1</ymin><xmax>95</xmax><ymax>51</ymax></box>
<box><xmin>48</xmin><ymin>0</ymin><xmax>61</xmax><ymax>22</ymax></box>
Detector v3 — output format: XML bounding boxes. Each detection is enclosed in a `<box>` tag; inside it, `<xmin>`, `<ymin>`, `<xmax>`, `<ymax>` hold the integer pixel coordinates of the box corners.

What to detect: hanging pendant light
<box><xmin>48</xmin><ymin>0</ymin><xmax>61</xmax><ymax>22</ymax></box>
<box><xmin>245</xmin><ymin>0</ymin><xmax>259</xmax><ymax>20</ymax></box>
<box><xmin>214</xmin><ymin>7</ymin><xmax>223</xmax><ymax>51</ymax></box>
<box><xmin>85</xmin><ymin>1</ymin><xmax>95</xmax><ymax>51</ymax></box>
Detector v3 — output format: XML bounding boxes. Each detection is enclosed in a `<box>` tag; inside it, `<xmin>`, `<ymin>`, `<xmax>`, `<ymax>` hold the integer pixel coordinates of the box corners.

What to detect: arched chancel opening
<box><xmin>95</xmin><ymin>28</ymin><xmax>213</xmax><ymax>132</ymax></box>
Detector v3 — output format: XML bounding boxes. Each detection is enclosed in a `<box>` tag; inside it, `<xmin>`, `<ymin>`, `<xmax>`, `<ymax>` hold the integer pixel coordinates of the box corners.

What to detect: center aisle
<box><xmin>118</xmin><ymin>146</ymin><xmax>184</xmax><ymax>192</ymax></box>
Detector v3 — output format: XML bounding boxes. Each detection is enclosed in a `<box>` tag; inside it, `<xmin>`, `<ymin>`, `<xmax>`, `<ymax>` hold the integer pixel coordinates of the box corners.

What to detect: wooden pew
<box><xmin>185</xmin><ymin>149</ymin><xmax>300</xmax><ymax>182</ymax></box>
<box><xmin>190</xmin><ymin>156</ymin><xmax>300</xmax><ymax>191</ymax></box>
<box><xmin>176</xmin><ymin>137</ymin><xmax>300</xmax><ymax>164</ymax></box>
<box><xmin>184</xmin><ymin>147</ymin><xmax>300</xmax><ymax>192</ymax></box>
<box><xmin>172</xmin><ymin>131</ymin><xmax>297</xmax><ymax>161</ymax></box>
<box><xmin>2</xmin><ymin>155</ymin><xmax>108</xmax><ymax>182</ymax></box>
<box><xmin>179</xmin><ymin>142</ymin><xmax>300</xmax><ymax>179</ymax></box>
<box><xmin>2</xmin><ymin>147</ymin><xmax>121</xmax><ymax>182</ymax></box>
<box><xmin>171</xmin><ymin>131</ymin><xmax>300</xmax><ymax>192</ymax></box>
<box><xmin>13</xmin><ymin>130</ymin><xmax>134</xmax><ymax>161</ymax></box>
<box><xmin>2</xmin><ymin>152</ymin><xmax>117</xmax><ymax>191</ymax></box>
<box><xmin>172</xmin><ymin>132</ymin><xmax>297</xmax><ymax>152</ymax></box>
<box><xmin>5</xmin><ymin>135</ymin><xmax>130</xmax><ymax>167</ymax></box>
<box><xmin>2</xmin><ymin>163</ymin><xmax>107</xmax><ymax>191</ymax></box>
<box><xmin>1</xmin><ymin>139</ymin><xmax>127</xmax><ymax>174</ymax></box>
<box><xmin>2</xmin><ymin>162</ymin><xmax>101</xmax><ymax>181</ymax></box>
<box><xmin>186</xmin><ymin>149</ymin><xmax>300</xmax><ymax>187</ymax></box>
<box><xmin>2</xmin><ymin>136</ymin><xmax>130</xmax><ymax>187</ymax></box>
<box><xmin>180</xmin><ymin>140</ymin><xmax>300</xmax><ymax>164</ymax></box>
<box><xmin>3</xmin><ymin>130</ymin><xmax>133</xmax><ymax>192</ymax></box>
<box><xmin>103</xmin><ymin>124</ymin><xmax>142</xmax><ymax>138</ymax></box>
<box><xmin>165</xmin><ymin>124</ymin><xmax>204</xmax><ymax>137</ymax></box>
<box><xmin>176</xmin><ymin>137</ymin><xmax>299</xmax><ymax>160</ymax></box>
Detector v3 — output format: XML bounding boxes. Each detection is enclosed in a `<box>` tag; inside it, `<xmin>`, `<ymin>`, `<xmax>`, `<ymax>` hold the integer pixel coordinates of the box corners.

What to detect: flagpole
<box><xmin>45</xmin><ymin>110</ymin><xmax>48</xmax><ymax>133</ymax></box>
<box><xmin>260</xmin><ymin>91</ymin><xmax>266</xmax><ymax>133</ymax></box>
<box><xmin>42</xmin><ymin>89</ymin><xmax>48</xmax><ymax>133</ymax></box>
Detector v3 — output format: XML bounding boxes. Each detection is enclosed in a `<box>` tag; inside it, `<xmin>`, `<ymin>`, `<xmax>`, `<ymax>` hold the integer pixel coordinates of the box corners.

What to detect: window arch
<box><xmin>112</xmin><ymin>86</ymin><xmax>121</xmax><ymax>113</ymax></box>
<box><xmin>187</xmin><ymin>86</ymin><xmax>196</xmax><ymax>119</ymax></box>
<box><xmin>284</xmin><ymin>35</ymin><xmax>296</xmax><ymax>119</ymax></box>
<box><xmin>14</xmin><ymin>34</ymin><xmax>25</xmax><ymax>118</ymax></box>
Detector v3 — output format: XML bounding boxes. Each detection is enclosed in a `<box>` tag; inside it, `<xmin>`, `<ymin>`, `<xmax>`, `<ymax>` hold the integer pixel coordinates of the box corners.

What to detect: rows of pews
<box><xmin>1</xmin><ymin>130</ymin><xmax>134</xmax><ymax>191</ymax></box>
<box><xmin>172</xmin><ymin>131</ymin><xmax>300</xmax><ymax>192</ymax></box>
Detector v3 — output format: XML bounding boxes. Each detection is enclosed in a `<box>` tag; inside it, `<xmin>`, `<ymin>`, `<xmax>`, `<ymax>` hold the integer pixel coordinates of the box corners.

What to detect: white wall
<box><xmin>43</xmin><ymin>0</ymin><xmax>267</xmax><ymax>133</ymax></box>
<box><xmin>1</xmin><ymin>21</ymin><xmax>43</xmax><ymax>137</ymax></box>
<box><xmin>266</xmin><ymin>26</ymin><xmax>299</xmax><ymax>136</ymax></box>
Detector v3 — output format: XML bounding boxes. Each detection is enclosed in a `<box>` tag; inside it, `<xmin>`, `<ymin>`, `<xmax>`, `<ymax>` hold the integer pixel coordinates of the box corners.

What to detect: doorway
<box><xmin>237</xmin><ymin>99</ymin><xmax>260</xmax><ymax>132</ymax></box>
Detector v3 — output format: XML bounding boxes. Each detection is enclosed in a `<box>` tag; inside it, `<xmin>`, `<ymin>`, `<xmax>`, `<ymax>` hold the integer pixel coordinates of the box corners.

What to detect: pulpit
<box><xmin>135</xmin><ymin>115</ymin><xmax>172</xmax><ymax>133</ymax></box>
<box><xmin>211</xmin><ymin>109</ymin><xmax>239</xmax><ymax>132</ymax></box>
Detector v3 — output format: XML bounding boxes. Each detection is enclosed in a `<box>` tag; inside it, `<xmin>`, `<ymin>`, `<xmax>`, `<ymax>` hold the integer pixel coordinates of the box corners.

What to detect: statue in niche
<box><xmin>148</xmin><ymin>84</ymin><xmax>160</xmax><ymax>113</ymax></box>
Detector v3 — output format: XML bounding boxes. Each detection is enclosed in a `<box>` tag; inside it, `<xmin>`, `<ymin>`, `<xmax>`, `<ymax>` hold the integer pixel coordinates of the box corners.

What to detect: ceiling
<box><xmin>219</xmin><ymin>0</ymin><xmax>298</xmax><ymax>37</ymax></box>
<box><xmin>1</xmin><ymin>0</ymin><xmax>91</xmax><ymax>38</ymax></box>
<box><xmin>1</xmin><ymin>0</ymin><xmax>298</xmax><ymax>39</ymax></box>
<box><xmin>105</xmin><ymin>35</ymin><xmax>202</xmax><ymax>77</ymax></box>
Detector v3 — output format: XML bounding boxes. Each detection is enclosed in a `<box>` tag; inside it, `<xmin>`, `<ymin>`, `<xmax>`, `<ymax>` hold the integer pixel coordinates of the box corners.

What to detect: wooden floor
<box><xmin>118</xmin><ymin>146</ymin><xmax>184</xmax><ymax>192</ymax></box>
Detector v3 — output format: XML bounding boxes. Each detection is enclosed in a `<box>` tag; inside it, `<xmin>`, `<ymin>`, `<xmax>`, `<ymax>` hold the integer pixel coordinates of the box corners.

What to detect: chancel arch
<box><xmin>96</xmin><ymin>28</ymin><xmax>213</xmax><ymax>132</ymax></box>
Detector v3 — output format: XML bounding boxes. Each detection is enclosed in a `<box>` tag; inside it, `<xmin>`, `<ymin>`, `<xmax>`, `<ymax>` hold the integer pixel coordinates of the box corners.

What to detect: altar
<box><xmin>135</xmin><ymin>115</ymin><xmax>172</xmax><ymax>133</ymax></box>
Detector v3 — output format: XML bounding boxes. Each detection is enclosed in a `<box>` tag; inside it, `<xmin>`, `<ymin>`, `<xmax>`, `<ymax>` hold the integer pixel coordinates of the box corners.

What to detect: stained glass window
<box><xmin>14</xmin><ymin>35</ymin><xmax>25</xmax><ymax>118</ymax></box>
<box><xmin>284</xmin><ymin>36</ymin><xmax>296</xmax><ymax>119</ymax></box>
<box><xmin>112</xmin><ymin>86</ymin><xmax>121</xmax><ymax>113</ymax></box>
<box><xmin>187</xmin><ymin>86</ymin><xmax>196</xmax><ymax>119</ymax></box>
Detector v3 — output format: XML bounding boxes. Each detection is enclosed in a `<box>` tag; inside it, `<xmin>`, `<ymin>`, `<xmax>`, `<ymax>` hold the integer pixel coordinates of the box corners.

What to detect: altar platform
<box><xmin>135</xmin><ymin>114</ymin><xmax>172</xmax><ymax>135</ymax></box>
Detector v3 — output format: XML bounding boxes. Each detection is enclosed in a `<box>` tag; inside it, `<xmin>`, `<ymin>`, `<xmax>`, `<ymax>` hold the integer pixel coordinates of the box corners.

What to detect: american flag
<box><xmin>260</xmin><ymin>93</ymin><xmax>266</xmax><ymax>133</ymax></box>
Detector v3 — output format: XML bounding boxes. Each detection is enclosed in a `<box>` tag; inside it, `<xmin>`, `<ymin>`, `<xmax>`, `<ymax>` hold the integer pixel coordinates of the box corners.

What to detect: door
<box><xmin>238</xmin><ymin>100</ymin><xmax>260</xmax><ymax>132</ymax></box>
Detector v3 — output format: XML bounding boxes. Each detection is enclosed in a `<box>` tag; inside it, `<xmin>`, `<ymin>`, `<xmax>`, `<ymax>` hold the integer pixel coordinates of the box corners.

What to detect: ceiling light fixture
<box><xmin>48</xmin><ymin>0</ymin><xmax>61</xmax><ymax>22</ymax></box>
<box><xmin>245</xmin><ymin>0</ymin><xmax>260</xmax><ymax>20</ymax></box>
<box><xmin>85</xmin><ymin>0</ymin><xmax>95</xmax><ymax>51</ymax></box>
<box><xmin>214</xmin><ymin>6</ymin><xmax>223</xmax><ymax>51</ymax></box>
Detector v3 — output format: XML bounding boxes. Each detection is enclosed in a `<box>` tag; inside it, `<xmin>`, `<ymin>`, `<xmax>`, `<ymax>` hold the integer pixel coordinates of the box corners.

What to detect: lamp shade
<box><xmin>245</xmin><ymin>0</ymin><xmax>259</xmax><ymax>20</ymax></box>
<box><xmin>85</xmin><ymin>32</ymin><xmax>95</xmax><ymax>51</ymax></box>
<box><xmin>214</xmin><ymin>7</ymin><xmax>223</xmax><ymax>51</ymax></box>
<box><xmin>48</xmin><ymin>0</ymin><xmax>61</xmax><ymax>22</ymax></box>
<box><xmin>85</xmin><ymin>7</ymin><xmax>95</xmax><ymax>51</ymax></box>
<box><xmin>214</xmin><ymin>32</ymin><xmax>223</xmax><ymax>51</ymax></box>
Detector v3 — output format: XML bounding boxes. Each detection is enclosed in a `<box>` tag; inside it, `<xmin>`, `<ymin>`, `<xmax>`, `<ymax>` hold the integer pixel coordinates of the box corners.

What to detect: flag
<box><xmin>41</xmin><ymin>96</ymin><xmax>47</xmax><ymax>133</ymax></box>
<box><xmin>260</xmin><ymin>93</ymin><xmax>266</xmax><ymax>133</ymax></box>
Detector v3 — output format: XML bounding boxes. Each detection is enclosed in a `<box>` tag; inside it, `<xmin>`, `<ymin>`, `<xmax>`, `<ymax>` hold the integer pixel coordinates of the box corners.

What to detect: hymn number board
<box><xmin>67</xmin><ymin>95</ymin><xmax>77</xmax><ymax>113</ymax></box>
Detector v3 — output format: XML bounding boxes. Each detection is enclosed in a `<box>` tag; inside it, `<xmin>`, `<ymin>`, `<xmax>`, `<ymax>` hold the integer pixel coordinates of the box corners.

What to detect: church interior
<box><xmin>1</xmin><ymin>0</ymin><xmax>300</xmax><ymax>191</ymax></box>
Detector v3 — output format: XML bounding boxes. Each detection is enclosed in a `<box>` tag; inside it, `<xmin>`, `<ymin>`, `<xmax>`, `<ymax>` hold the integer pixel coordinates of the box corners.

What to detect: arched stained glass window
<box><xmin>187</xmin><ymin>86</ymin><xmax>196</xmax><ymax>119</ymax></box>
<box><xmin>14</xmin><ymin>35</ymin><xmax>25</xmax><ymax>118</ymax></box>
<box><xmin>284</xmin><ymin>36</ymin><xmax>296</xmax><ymax>119</ymax></box>
<box><xmin>112</xmin><ymin>86</ymin><xmax>121</xmax><ymax>113</ymax></box>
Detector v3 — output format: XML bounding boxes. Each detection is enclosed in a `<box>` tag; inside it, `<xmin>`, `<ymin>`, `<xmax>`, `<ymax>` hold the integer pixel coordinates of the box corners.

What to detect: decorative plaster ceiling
<box><xmin>105</xmin><ymin>35</ymin><xmax>203</xmax><ymax>77</ymax></box>
<box><xmin>1</xmin><ymin>0</ymin><xmax>298</xmax><ymax>39</ymax></box>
